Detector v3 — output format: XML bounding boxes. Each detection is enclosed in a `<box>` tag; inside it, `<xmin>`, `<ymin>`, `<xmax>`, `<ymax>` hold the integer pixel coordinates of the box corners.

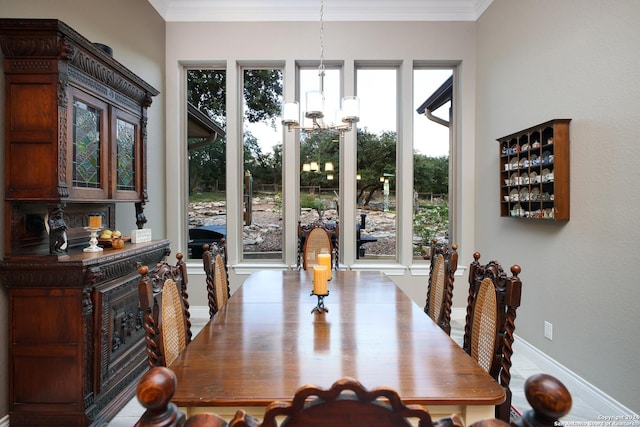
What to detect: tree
<box><xmin>414</xmin><ymin>154</ymin><xmax>448</xmax><ymax>195</ymax></box>
<box><xmin>356</xmin><ymin>129</ymin><xmax>397</xmax><ymax>205</ymax></box>
<box><xmin>187</xmin><ymin>69</ymin><xmax>284</xmax><ymax>193</ymax></box>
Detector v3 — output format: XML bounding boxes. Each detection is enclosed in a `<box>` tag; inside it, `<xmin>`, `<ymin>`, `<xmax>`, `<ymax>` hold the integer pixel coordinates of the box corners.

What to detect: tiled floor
<box><xmin>108</xmin><ymin>317</ymin><xmax>600</xmax><ymax>426</ymax></box>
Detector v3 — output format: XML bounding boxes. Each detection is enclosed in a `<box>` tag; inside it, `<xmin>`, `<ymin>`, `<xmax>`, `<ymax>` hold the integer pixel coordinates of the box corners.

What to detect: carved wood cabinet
<box><xmin>0</xmin><ymin>240</ymin><xmax>171</xmax><ymax>426</ymax></box>
<box><xmin>0</xmin><ymin>18</ymin><xmax>159</xmax><ymax>256</ymax></box>
<box><xmin>0</xmin><ymin>19</ymin><xmax>164</xmax><ymax>426</ymax></box>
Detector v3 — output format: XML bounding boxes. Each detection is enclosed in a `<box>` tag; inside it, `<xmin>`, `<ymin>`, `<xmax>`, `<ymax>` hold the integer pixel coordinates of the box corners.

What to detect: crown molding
<box><xmin>147</xmin><ymin>0</ymin><xmax>494</xmax><ymax>22</ymax></box>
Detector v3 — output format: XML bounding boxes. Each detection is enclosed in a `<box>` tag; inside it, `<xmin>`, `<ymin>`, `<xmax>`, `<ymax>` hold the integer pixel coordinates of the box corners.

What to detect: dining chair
<box><xmin>138</xmin><ymin>252</ymin><xmax>192</xmax><ymax>368</ymax></box>
<box><xmin>202</xmin><ymin>240</ymin><xmax>230</xmax><ymax>318</ymax></box>
<box><xmin>463</xmin><ymin>252</ymin><xmax>522</xmax><ymax>423</ymax></box>
<box><xmin>425</xmin><ymin>239</ymin><xmax>458</xmax><ymax>335</ymax></box>
<box><xmin>135</xmin><ymin>367</ymin><xmax>464</xmax><ymax>427</ymax></box>
<box><xmin>297</xmin><ymin>220</ymin><xmax>339</xmax><ymax>270</ymax></box>
<box><xmin>135</xmin><ymin>367</ymin><xmax>572</xmax><ymax>427</ymax></box>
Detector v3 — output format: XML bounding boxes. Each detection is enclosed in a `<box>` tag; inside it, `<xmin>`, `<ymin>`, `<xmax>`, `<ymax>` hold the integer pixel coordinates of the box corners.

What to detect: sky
<box><xmin>246</xmin><ymin>68</ymin><xmax>452</xmax><ymax>158</ymax></box>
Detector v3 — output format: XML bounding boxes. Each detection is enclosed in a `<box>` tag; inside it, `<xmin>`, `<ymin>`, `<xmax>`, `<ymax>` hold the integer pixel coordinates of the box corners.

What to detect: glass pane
<box><xmin>116</xmin><ymin>118</ymin><xmax>136</xmax><ymax>191</ymax></box>
<box><xmin>356</xmin><ymin>68</ymin><xmax>397</xmax><ymax>261</ymax></box>
<box><xmin>186</xmin><ymin>69</ymin><xmax>227</xmax><ymax>260</ymax></box>
<box><xmin>73</xmin><ymin>100</ymin><xmax>101</xmax><ymax>188</ymax></box>
<box><xmin>242</xmin><ymin>68</ymin><xmax>284</xmax><ymax>261</ymax></box>
<box><xmin>299</xmin><ymin>68</ymin><xmax>341</xmax><ymax>230</ymax></box>
<box><xmin>412</xmin><ymin>69</ymin><xmax>452</xmax><ymax>261</ymax></box>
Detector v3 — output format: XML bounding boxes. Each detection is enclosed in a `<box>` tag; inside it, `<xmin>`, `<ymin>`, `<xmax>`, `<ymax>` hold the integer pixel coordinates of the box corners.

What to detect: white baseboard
<box><xmin>450</xmin><ymin>308</ymin><xmax>636</xmax><ymax>418</ymax></box>
<box><xmin>513</xmin><ymin>336</ymin><xmax>637</xmax><ymax>418</ymax></box>
<box><xmin>0</xmin><ymin>414</ymin><xmax>8</xmax><ymax>427</ymax></box>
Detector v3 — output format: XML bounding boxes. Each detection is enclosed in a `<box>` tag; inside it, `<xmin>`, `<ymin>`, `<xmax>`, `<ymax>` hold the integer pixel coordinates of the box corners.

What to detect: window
<box><xmin>413</xmin><ymin>68</ymin><xmax>453</xmax><ymax>261</ymax></box>
<box><xmin>180</xmin><ymin>62</ymin><xmax>458</xmax><ymax>270</ymax></box>
<box><xmin>355</xmin><ymin>68</ymin><xmax>398</xmax><ymax>262</ymax></box>
<box><xmin>185</xmin><ymin>69</ymin><xmax>227</xmax><ymax>260</ymax></box>
<box><xmin>242</xmin><ymin>68</ymin><xmax>284</xmax><ymax>261</ymax></box>
<box><xmin>299</xmin><ymin>67</ymin><xmax>341</xmax><ymax>228</ymax></box>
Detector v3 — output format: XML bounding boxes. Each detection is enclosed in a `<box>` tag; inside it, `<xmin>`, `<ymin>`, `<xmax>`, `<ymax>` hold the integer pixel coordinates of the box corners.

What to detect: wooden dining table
<box><xmin>169</xmin><ymin>270</ymin><xmax>504</xmax><ymax>424</ymax></box>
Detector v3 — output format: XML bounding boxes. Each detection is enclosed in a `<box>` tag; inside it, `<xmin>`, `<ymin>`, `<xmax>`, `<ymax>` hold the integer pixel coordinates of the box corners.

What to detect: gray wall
<box><xmin>476</xmin><ymin>0</ymin><xmax>640</xmax><ymax>411</ymax></box>
<box><xmin>0</xmin><ymin>0</ymin><xmax>166</xmax><ymax>420</ymax></box>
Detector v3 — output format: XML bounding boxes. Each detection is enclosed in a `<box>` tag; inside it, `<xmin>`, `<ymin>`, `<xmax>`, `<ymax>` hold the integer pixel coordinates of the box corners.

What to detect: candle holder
<box><xmin>310</xmin><ymin>289</ymin><xmax>329</xmax><ymax>314</ymax></box>
<box><xmin>83</xmin><ymin>227</ymin><xmax>104</xmax><ymax>253</ymax></box>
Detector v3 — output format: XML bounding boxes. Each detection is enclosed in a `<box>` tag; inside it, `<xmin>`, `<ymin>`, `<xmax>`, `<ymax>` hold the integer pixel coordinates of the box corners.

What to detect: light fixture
<box><xmin>327</xmin><ymin>174</ymin><xmax>334</xmax><ymax>180</ymax></box>
<box><xmin>281</xmin><ymin>0</ymin><xmax>359</xmax><ymax>135</ymax></box>
<box><xmin>325</xmin><ymin>162</ymin><xmax>334</xmax><ymax>172</ymax></box>
<box><xmin>356</xmin><ymin>173</ymin><xmax>361</xmax><ymax>180</ymax></box>
<box><xmin>310</xmin><ymin>161</ymin><xmax>320</xmax><ymax>172</ymax></box>
<box><xmin>303</xmin><ymin>163</ymin><xmax>311</xmax><ymax>172</ymax></box>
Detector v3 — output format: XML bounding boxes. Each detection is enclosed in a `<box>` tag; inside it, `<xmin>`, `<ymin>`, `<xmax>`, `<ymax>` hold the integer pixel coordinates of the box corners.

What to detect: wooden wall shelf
<box><xmin>498</xmin><ymin>119</ymin><xmax>571</xmax><ymax>221</ymax></box>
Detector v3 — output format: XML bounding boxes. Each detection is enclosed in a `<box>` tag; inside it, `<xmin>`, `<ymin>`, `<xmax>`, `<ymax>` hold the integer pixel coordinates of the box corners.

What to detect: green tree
<box><xmin>414</xmin><ymin>154</ymin><xmax>448</xmax><ymax>195</ymax></box>
<box><xmin>187</xmin><ymin>69</ymin><xmax>284</xmax><ymax>193</ymax></box>
<box><xmin>356</xmin><ymin>129</ymin><xmax>397</xmax><ymax>205</ymax></box>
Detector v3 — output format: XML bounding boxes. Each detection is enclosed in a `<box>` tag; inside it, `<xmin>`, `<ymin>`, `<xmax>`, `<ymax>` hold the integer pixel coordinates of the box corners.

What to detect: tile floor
<box><xmin>107</xmin><ymin>317</ymin><xmax>600</xmax><ymax>426</ymax></box>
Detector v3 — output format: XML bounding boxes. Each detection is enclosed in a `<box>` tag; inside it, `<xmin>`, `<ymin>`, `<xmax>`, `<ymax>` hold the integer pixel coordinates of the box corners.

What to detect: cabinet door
<box><xmin>111</xmin><ymin>108</ymin><xmax>143</xmax><ymax>201</ymax></box>
<box><xmin>67</xmin><ymin>88</ymin><xmax>110</xmax><ymax>201</ymax></box>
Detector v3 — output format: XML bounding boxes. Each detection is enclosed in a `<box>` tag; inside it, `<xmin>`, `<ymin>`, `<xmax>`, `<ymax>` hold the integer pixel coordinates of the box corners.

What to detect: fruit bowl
<box><xmin>98</xmin><ymin>237</ymin><xmax>131</xmax><ymax>248</ymax></box>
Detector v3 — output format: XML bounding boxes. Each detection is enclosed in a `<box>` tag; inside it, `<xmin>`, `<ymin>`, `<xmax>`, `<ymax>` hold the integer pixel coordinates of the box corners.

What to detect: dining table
<box><xmin>169</xmin><ymin>270</ymin><xmax>505</xmax><ymax>424</ymax></box>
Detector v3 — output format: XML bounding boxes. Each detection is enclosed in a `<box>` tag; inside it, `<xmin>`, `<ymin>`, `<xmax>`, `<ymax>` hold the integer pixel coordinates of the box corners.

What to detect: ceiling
<box><xmin>147</xmin><ymin>0</ymin><xmax>494</xmax><ymax>22</ymax></box>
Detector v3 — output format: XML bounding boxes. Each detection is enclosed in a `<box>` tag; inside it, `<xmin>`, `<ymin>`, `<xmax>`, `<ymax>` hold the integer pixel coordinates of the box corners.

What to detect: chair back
<box><xmin>138</xmin><ymin>253</ymin><xmax>191</xmax><ymax>368</ymax></box>
<box><xmin>425</xmin><ymin>240</ymin><xmax>458</xmax><ymax>335</ymax></box>
<box><xmin>136</xmin><ymin>367</ymin><xmax>572</xmax><ymax>427</ymax></box>
<box><xmin>229</xmin><ymin>377</ymin><xmax>439</xmax><ymax>427</ymax></box>
<box><xmin>202</xmin><ymin>240</ymin><xmax>230</xmax><ymax>317</ymax></box>
<box><xmin>297</xmin><ymin>220</ymin><xmax>339</xmax><ymax>270</ymax></box>
<box><xmin>463</xmin><ymin>252</ymin><xmax>522</xmax><ymax>422</ymax></box>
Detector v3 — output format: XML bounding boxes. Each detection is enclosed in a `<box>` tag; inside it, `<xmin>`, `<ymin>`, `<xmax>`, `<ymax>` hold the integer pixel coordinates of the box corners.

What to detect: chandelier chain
<box><xmin>319</xmin><ymin>0</ymin><xmax>325</xmax><ymax>78</ymax></box>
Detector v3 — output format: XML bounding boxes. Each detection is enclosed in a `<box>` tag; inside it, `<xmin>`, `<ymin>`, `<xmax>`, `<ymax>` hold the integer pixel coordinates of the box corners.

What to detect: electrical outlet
<box><xmin>544</xmin><ymin>321</ymin><xmax>553</xmax><ymax>340</ymax></box>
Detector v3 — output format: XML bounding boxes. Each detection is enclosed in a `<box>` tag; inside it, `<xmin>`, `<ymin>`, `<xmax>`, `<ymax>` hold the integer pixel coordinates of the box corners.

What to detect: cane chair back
<box><xmin>297</xmin><ymin>220</ymin><xmax>339</xmax><ymax>270</ymax></box>
<box><xmin>463</xmin><ymin>252</ymin><xmax>522</xmax><ymax>422</ymax></box>
<box><xmin>425</xmin><ymin>240</ymin><xmax>458</xmax><ymax>335</ymax></box>
<box><xmin>202</xmin><ymin>240</ymin><xmax>230</xmax><ymax>318</ymax></box>
<box><xmin>138</xmin><ymin>253</ymin><xmax>191</xmax><ymax>368</ymax></box>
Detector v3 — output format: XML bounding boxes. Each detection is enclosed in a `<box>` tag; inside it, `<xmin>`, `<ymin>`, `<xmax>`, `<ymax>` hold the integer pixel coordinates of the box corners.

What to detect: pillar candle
<box><xmin>313</xmin><ymin>265</ymin><xmax>328</xmax><ymax>295</ymax></box>
<box><xmin>317</xmin><ymin>253</ymin><xmax>332</xmax><ymax>281</ymax></box>
<box><xmin>88</xmin><ymin>215</ymin><xmax>102</xmax><ymax>228</ymax></box>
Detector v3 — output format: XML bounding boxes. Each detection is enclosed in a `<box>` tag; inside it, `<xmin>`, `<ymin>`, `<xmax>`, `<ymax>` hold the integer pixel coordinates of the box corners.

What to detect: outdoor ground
<box><xmin>189</xmin><ymin>195</ymin><xmax>400</xmax><ymax>256</ymax></box>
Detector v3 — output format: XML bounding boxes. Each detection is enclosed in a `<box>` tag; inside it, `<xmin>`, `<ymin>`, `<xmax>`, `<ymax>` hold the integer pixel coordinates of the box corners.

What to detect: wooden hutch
<box><xmin>0</xmin><ymin>19</ymin><xmax>168</xmax><ymax>426</ymax></box>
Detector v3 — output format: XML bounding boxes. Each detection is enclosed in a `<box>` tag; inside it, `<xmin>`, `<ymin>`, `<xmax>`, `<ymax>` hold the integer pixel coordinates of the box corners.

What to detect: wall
<box><xmin>0</xmin><ymin>0</ymin><xmax>166</xmax><ymax>420</ymax></box>
<box><xmin>476</xmin><ymin>0</ymin><xmax>640</xmax><ymax>411</ymax></box>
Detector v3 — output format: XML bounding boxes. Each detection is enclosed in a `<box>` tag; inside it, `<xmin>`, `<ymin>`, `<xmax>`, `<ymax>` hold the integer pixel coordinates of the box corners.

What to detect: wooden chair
<box><xmin>138</xmin><ymin>253</ymin><xmax>191</xmax><ymax>368</ymax></box>
<box><xmin>425</xmin><ymin>239</ymin><xmax>458</xmax><ymax>335</ymax></box>
<box><xmin>135</xmin><ymin>367</ymin><xmax>572</xmax><ymax>427</ymax></box>
<box><xmin>463</xmin><ymin>252</ymin><xmax>522</xmax><ymax>423</ymax></box>
<box><xmin>202</xmin><ymin>240</ymin><xmax>230</xmax><ymax>318</ymax></box>
<box><xmin>135</xmin><ymin>367</ymin><xmax>465</xmax><ymax>427</ymax></box>
<box><xmin>297</xmin><ymin>220</ymin><xmax>339</xmax><ymax>270</ymax></box>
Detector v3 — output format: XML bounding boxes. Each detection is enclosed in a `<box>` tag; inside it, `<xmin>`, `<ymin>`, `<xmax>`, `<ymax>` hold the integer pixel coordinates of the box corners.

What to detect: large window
<box><xmin>299</xmin><ymin>67</ymin><xmax>341</xmax><ymax>228</ymax></box>
<box><xmin>413</xmin><ymin>69</ymin><xmax>453</xmax><ymax>261</ymax></box>
<box><xmin>355</xmin><ymin>68</ymin><xmax>398</xmax><ymax>262</ymax></box>
<box><xmin>242</xmin><ymin>68</ymin><xmax>284</xmax><ymax>261</ymax></box>
<box><xmin>181</xmin><ymin>63</ymin><xmax>457</xmax><ymax>269</ymax></box>
<box><xmin>186</xmin><ymin>69</ymin><xmax>227</xmax><ymax>260</ymax></box>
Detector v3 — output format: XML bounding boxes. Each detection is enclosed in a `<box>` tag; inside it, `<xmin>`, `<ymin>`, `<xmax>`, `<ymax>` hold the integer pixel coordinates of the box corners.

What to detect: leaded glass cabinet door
<box><xmin>112</xmin><ymin>108</ymin><xmax>143</xmax><ymax>200</ymax></box>
<box><xmin>68</xmin><ymin>88</ymin><xmax>109</xmax><ymax>200</ymax></box>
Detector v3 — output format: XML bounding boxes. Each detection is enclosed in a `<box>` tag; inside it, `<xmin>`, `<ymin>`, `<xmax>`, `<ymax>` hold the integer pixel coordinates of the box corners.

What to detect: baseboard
<box><xmin>190</xmin><ymin>305</ymin><xmax>210</xmax><ymax>323</ymax></box>
<box><xmin>0</xmin><ymin>414</ymin><xmax>9</xmax><ymax>427</ymax></box>
<box><xmin>513</xmin><ymin>336</ymin><xmax>637</xmax><ymax>418</ymax></box>
<box><xmin>449</xmin><ymin>309</ymin><xmax>636</xmax><ymax>418</ymax></box>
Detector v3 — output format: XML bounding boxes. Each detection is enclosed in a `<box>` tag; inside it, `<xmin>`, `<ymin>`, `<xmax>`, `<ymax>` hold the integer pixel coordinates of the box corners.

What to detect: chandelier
<box><xmin>281</xmin><ymin>0</ymin><xmax>360</xmax><ymax>135</ymax></box>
